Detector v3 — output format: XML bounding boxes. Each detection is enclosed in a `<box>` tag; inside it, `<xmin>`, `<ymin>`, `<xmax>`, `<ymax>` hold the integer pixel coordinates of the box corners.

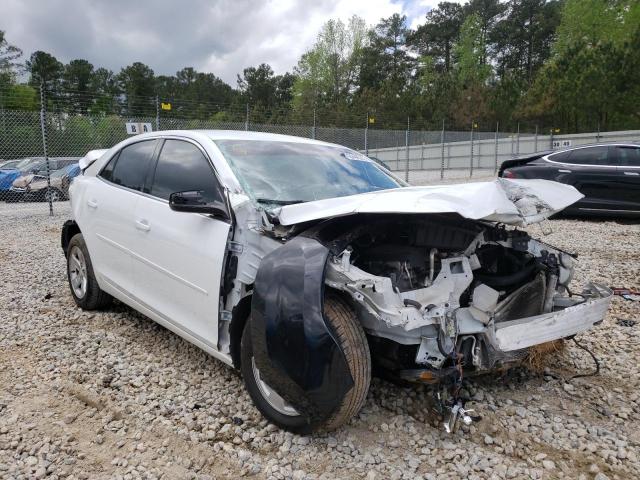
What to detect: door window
<box><xmin>611</xmin><ymin>146</ymin><xmax>640</xmax><ymax>167</ymax></box>
<box><xmin>562</xmin><ymin>146</ymin><xmax>611</xmax><ymax>166</ymax></box>
<box><xmin>149</xmin><ymin>139</ymin><xmax>223</xmax><ymax>202</ymax></box>
<box><xmin>100</xmin><ymin>140</ymin><xmax>156</xmax><ymax>191</ymax></box>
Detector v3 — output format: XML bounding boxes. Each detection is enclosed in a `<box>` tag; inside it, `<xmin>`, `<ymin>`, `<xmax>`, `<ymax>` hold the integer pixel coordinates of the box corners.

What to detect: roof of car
<box><xmin>135</xmin><ymin>129</ymin><xmax>341</xmax><ymax>148</ymax></box>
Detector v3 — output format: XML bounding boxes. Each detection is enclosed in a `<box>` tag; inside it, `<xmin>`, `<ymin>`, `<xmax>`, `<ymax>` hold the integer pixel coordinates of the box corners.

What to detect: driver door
<box><xmin>129</xmin><ymin>138</ymin><xmax>231</xmax><ymax>349</ymax></box>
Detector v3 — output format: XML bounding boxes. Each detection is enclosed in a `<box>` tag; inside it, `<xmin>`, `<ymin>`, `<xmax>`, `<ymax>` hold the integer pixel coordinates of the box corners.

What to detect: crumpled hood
<box><xmin>276</xmin><ymin>179</ymin><xmax>583</xmax><ymax>227</ymax></box>
<box><xmin>12</xmin><ymin>174</ymin><xmax>35</xmax><ymax>188</ymax></box>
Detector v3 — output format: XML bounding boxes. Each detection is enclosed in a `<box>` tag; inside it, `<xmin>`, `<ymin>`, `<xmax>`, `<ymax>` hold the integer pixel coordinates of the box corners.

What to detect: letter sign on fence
<box><xmin>126</xmin><ymin>122</ymin><xmax>153</xmax><ymax>135</ymax></box>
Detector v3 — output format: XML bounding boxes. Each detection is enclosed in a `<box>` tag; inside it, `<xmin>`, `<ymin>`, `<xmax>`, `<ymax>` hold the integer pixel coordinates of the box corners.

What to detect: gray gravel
<box><xmin>0</xmin><ymin>201</ymin><xmax>639</xmax><ymax>480</ymax></box>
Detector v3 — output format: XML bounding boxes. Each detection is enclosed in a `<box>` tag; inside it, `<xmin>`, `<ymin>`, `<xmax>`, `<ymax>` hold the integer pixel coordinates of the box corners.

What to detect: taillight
<box><xmin>502</xmin><ymin>169</ymin><xmax>516</xmax><ymax>178</ymax></box>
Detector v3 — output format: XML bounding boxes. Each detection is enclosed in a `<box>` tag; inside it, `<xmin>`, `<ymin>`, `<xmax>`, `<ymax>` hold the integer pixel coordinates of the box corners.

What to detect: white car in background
<box><xmin>61</xmin><ymin>131</ymin><xmax>611</xmax><ymax>433</ymax></box>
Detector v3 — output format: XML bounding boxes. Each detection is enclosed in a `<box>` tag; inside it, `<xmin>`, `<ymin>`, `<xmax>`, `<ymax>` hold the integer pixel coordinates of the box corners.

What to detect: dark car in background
<box><xmin>499</xmin><ymin>143</ymin><xmax>640</xmax><ymax>217</ymax></box>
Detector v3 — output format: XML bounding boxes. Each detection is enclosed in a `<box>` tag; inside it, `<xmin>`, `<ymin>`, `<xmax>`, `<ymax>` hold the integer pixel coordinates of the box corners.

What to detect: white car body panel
<box><xmin>277</xmin><ymin>178</ymin><xmax>584</xmax><ymax>227</ymax></box>
<box><xmin>78</xmin><ymin>149</ymin><xmax>108</xmax><ymax>171</ymax></box>
<box><xmin>130</xmin><ymin>194</ymin><xmax>230</xmax><ymax>349</ymax></box>
<box><xmin>79</xmin><ymin>177</ymin><xmax>139</xmax><ymax>293</ymax></box>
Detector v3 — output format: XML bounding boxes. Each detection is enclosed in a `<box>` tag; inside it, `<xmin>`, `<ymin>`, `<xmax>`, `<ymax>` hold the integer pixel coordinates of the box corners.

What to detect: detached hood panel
<box><xmin>277</xmin><ymin>179</ymin><xmax>583</xmax><ymax>227</ymax></box>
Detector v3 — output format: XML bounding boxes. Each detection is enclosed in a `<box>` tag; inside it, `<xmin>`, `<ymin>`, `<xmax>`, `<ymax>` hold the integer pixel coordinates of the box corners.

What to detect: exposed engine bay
<box><xmin>313</xmin><ymin>214</ymin><xmax>610</xmax><ymax>380</ymax></box>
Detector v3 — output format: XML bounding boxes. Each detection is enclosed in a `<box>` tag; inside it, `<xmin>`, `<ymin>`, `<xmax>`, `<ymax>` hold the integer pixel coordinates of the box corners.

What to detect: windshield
<box><xmin>50</xmin><ymin>168</ymin><xmax>69</xmax><ymax>178</ymax></box>
<box><xmin>215</xmin><ymin>140</ymin><xmax>402</xmax><ymax>205</ymax></box>
<box><xmin>14</xmin><ymin>158</ymin><xmax>42</xmax><ymax>173</ymax></box>
<box><xmin>0</xmin><ymin>160</ymin><xmax>20</xmax><ymax>169</ymax></box>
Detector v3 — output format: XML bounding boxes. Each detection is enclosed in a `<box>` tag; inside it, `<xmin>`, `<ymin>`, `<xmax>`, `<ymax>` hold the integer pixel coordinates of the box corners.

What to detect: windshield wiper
<box><xmin>256</xmin><ymin>198</ymin><xmax>305</xmax><ymax>206</ymax></box>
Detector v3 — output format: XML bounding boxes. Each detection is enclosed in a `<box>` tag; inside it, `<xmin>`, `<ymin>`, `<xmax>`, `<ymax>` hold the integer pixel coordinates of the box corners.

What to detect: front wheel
<box><xmin>240</xmin><ymin>294</ymin><xmax>371</xmax><ymax>434</ymax></box>
<box><xmin>66</xmin><ymin>233</ymin><xmax>112</xmax><ymax>310</ymax></box>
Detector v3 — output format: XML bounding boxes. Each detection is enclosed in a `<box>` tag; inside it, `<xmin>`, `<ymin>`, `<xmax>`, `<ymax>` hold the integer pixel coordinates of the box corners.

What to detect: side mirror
<box><xmin>169</xmin><ymin>191</ymin><xmax>230</xmax><ymax>220</ymax></box>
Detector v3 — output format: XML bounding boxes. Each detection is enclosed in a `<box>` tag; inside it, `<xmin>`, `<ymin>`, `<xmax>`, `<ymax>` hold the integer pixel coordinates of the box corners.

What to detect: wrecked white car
<box><xmin>61</xmin><ymin>131</ymin><xmax>612</xmax><ymax>434</ymax></box>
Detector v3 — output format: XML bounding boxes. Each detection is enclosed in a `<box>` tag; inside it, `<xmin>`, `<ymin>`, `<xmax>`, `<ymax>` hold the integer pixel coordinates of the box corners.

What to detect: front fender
<box><xmin>250</xmin><ymin>236</ymin><xmax>353</xmax><ymax>423</ymax></box>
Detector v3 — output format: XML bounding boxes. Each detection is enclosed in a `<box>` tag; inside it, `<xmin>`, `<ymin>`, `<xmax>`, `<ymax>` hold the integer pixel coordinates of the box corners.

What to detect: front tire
<box><xmin>66</xmin><ymin>233</ymin><xmax>112</xmax><ymax>310</ymax></box>
<box><xmin>241</xmin><ymin>294</ymin><xmax>371</xmax><ymax>434</ymax></box>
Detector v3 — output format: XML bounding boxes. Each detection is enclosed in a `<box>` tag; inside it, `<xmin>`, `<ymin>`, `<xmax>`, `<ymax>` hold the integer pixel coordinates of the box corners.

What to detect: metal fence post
<box><xmin>404</xmin><ymin>117</ymin><xmax>410</xmax><ymax>182</ymax></box>
<box><xmin>550</xmin><ymin>128</ymin><xmax>554</xmax><ymax>149</ymax></box>
<box><xmin>364</xmin><ymin>111</ymin><xmax>368</xmax><ymax>155</ymax></box>
<box><xmin>312</xmin><ymin>108</ymin><xmax>317</xmax><ymax>140</ymax></box>
<box><xmin>469</xmin><ymin>120</ymin><xmax>474</xmax><ymax>177</ymax></box>
<box><xmin>534</xmin><ymin>125</ymin><xmax>538</xmax><ymax>152</ymax></box>
<box><xmin>155</xmin><ymin>96</ymin><xmax>160</xmax><ymax>131</ymax></box>
<box><xmin>440</xmin><ymin>120</ymin><xmax>445</xmax><ymax>180</ymax></box>
<box><xmin>494</xmin><ymin>121</ymin><xmax>499</xmax><ymax>173</ymax></box>
<box><xmin>0</xmin><ymin>90</ymin><xmax>5</xmax><ymax>159</ymax></box>
<box><xmin>420</xmin><ymin>131</ymin><xmax>425</xmax><ymax>170</ymax></box>
<box><xmin>516</xmin><ymin>122</ymin><xmax>520</xmax><ymax>156</ymax></box>
<box><xmin>245</xmin><ymin>104</ymin><xmax>249</xmax><ymax>131</ymax></box>
<box><xmin>510</xmin><ymin>131</ymin><xmax>514</xmax><ymax>156</ymax></box>
<box><xmin>39</xmin><ymin>83</ymin><xmax>53</xmax><ymax>216</ymax></box>
<box><xmin>596</xmin><ymin>121</ymin><xmax>601</xmax><ymax>142</ymax></box>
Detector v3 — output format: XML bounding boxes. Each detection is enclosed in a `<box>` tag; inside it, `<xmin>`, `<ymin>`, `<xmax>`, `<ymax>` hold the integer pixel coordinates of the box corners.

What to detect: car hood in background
<box><xmin>276</xmin><ymin>179</ymin><xmax>583</xmax><ymax>227</ymax></box>
<box><xmin>12</xmin><ymin>174</ymin><xmax>36</xmax><ymax>188</ymax></box>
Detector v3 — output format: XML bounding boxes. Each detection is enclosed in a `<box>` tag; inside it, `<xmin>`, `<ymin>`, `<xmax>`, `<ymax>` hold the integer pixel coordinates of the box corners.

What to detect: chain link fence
<box><xmin>1</xmin><ymin>85</ymin><xmax>638</xmax><ymax>216</ymax></box>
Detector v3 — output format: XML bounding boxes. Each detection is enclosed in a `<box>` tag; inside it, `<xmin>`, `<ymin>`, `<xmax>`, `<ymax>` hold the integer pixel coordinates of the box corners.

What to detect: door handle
<box><xmin>135</xmin><ymin>219</ymin><xmax>151</xmax><ymax>232</ymax></box>
<box><xmin>558</xmin><ymin>169</ymin><xmax>572</xmax><ymax>173</ymax></box>
<box><xmin>623</xmin><ymin>171</ymin><xmax>639</xmax><ymax>176</ymax></box>
<box><xmin>87</xmin><ymin>199</ymin><xmax>98</xmax><ymax>208</ymax></box>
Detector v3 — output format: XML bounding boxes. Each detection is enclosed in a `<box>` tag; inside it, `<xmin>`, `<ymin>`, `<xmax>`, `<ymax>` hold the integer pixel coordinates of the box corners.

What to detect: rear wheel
<box><xmin>66</xmin><ymin>233</ymin><xmax>112</xmax><ymax>310</ymax></box>
<box><xmin>241</xmin><ymin>294</ymin><xmax>371</xmax><ymax>433</ymax></box>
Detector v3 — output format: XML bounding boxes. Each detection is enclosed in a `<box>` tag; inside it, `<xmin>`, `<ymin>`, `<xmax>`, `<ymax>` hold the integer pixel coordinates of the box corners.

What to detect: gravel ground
<box><xmin>1</xmin><ymin>197</ymin><xmax>639</xmax><ymax>480</ymax></box>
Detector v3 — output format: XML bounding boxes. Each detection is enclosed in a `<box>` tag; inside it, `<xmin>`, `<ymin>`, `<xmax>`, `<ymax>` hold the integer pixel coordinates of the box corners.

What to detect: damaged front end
<box><xmin>315</xmin><ymin>213</ymin><xmax>611</xmax><ymax>432</ymax></box>
<box><xmin>321</xmin><ymin>214</ymin><xmax>611</xmax><ymax>381</ymax></box>
<box><xmin>248</xmin><ymin>179</ymin><xmax>611</xmax><ymax>432</ymax></box>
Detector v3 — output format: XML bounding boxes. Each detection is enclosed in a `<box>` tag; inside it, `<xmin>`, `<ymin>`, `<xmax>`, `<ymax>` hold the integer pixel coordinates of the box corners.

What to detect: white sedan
<box><xmin>62</xmin><ymin>131</ymin><xmax>611</xmax><ymax>434</ymax></box>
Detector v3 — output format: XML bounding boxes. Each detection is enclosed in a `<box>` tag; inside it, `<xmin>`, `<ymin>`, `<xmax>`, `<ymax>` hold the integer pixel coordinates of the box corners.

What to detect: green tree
<box><xmin>293</xmin><ymin>16</ymin><xmax>369</xmax><ymax>114</ymax></box>
<box><xmin>0</xmin><ymin>30</ymin><xmax>22</xmax><ymax>88</ymax></box>
<box><xmin>62</xmin><ymin>59</ymin><xmax>95</xmax><ymax>113</ymax></box>
<box><xmin>463</xmin><ymin>0</ymin><xmax>505</xmax><ymax>65</ymax></box>
<box><xmin>117</xmin><ymin>62</ymin><xmax>156</xmax><ymax>115</ymax></box>
<box><xmin>520</xmin><ymin>0</ymin><xmax>640</xmax><ymax>131</ymax></box>
<box><xmin>451</xmin><ymin>14</ymin><xmax>493</xmax><ymax>126</ymax></box>
<box><xmin>492</xmin><ymin>1</ymin><xmax>562</xmax><ymax>83</ymax></box>
<box><xmin>410</xmin><ymin>2</ymin><xmax>464</xmax><ymax>73</ymax></box>
<box><xmin>237</xmin><ymin>64</ymin><xmax>278</xmax><ymax>109</ymax></box>
<box><xmin>26</xmin><ymin>51</ymin><xmax>64</xmax><ymax>92</ymax></box>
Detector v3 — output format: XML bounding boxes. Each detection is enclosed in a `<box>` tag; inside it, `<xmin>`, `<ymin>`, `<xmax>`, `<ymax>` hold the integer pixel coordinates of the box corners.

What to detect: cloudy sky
<box><xmin>3</xmin><ymin>0</ymin><xmax>464</xmax><ymax>85</ymax></box>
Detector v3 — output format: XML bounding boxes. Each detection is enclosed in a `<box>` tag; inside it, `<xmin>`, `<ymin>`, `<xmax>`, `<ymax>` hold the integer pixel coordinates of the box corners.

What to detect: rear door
<box><xmin>610</xmin><ymin>145</ymin><xmax>640</xmax><ymax>212</ymax></box>
<box><xmin>547</xmin><ymin>146</ymin><xmax>620</xmax><ymax>210</ymax></box>
<box><xmin>129</xmin><ymin>138</ymin><xmax>231</xmax><ymax>349</ymax></box>
<box><xmin>81</xmin><ymin>139</ymin><xmax>158</xmax><ymax>294</ymax></box>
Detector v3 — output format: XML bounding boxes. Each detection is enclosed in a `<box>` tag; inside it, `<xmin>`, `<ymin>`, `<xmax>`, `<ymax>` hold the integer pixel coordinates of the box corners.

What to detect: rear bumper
<box><xmin>493</xmin><ymin>283</ymin><xmax>612</xmax><ymax>352</ymax></box>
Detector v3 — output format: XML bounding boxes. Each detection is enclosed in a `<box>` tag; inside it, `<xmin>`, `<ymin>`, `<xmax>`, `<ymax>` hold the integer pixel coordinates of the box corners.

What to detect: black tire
<box><xmin>240</xmin><ymin>294</ymin><xmax>371</xmax><ymax>434</ymax></box>
<box><xmin>43</xmin><ymin>188</ymin><xmax>63</xmax><ymax>203</ymax></box>
<box><xmin>66</xmin><ymin>233</ymin><xmax>112</xmax><ymax>310</ymax></box>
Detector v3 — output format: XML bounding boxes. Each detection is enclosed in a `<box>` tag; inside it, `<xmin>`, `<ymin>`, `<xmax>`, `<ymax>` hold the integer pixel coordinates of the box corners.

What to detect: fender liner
<box><xmin>250</xmin><ymin>236</ymin><xmax>354</xmax><ymax>424</ymax></box>
<box><xmin>61</xmin><ymin>220</ymin><xmax>80</xmax><ymax>257</ymax></box>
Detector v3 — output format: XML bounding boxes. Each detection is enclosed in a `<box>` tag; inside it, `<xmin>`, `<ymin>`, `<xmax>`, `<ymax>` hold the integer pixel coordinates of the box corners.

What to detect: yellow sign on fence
<box><xmin>161</xmin><ymin>102</ymin><xmax>172</xmax><ymax>111</ymax></box>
